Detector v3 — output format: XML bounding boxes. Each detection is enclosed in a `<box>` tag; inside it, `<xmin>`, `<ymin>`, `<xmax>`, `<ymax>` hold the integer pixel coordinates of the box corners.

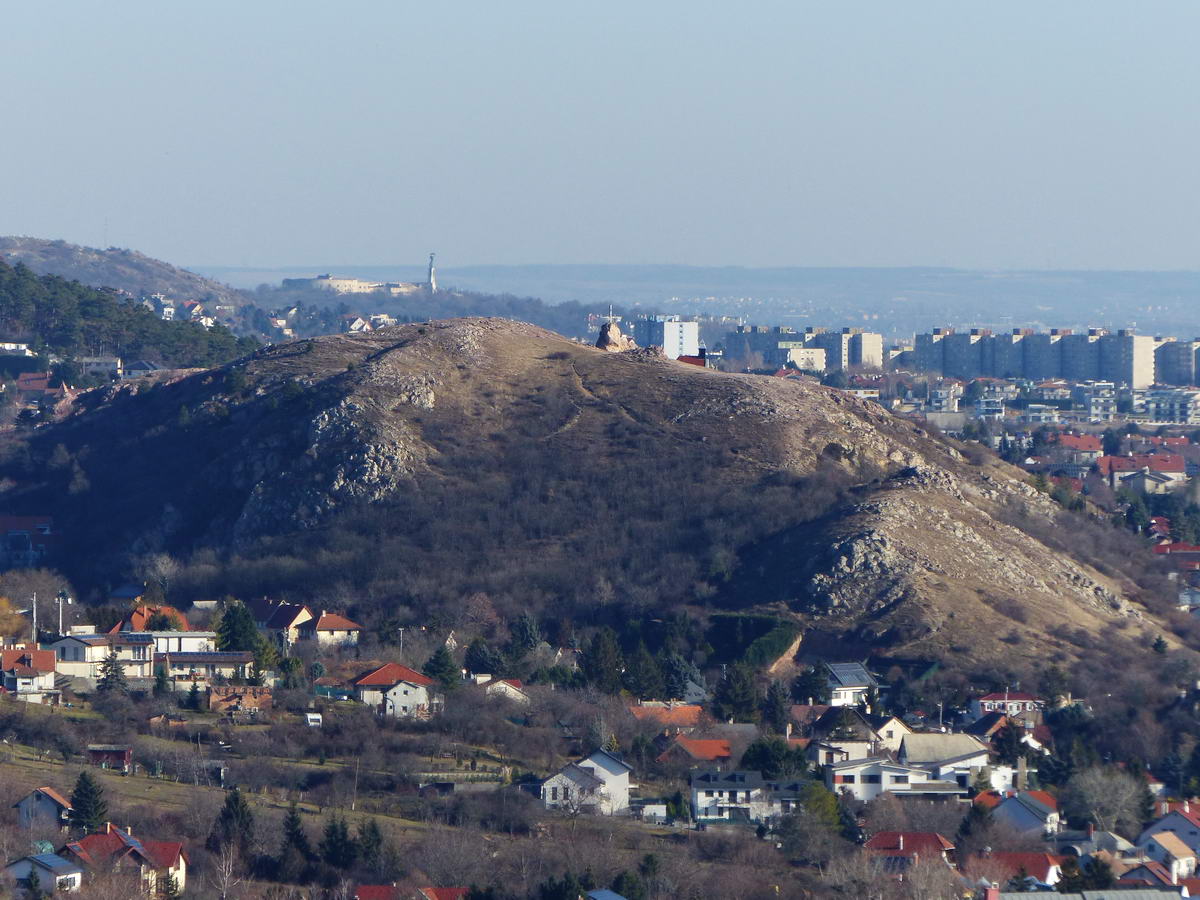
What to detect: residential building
<box><xmin>207</xmin><ymin>685</ymin><xmax>273</xmax><ymax>714</ymax></box>
<box><xmin>154</xmin><ymin>651</ymin><xmax>254</xmax><ymax>687</ymax></box>
<box><xmin>970</xmin><ymin>692</ymin><xmax>1045</xmax><ymax>721</ymax></box>
<box><xmin>76</xmin><ymin>356</ymin><xmax>123</xmax><ymax>378</ymax></box>
<box><xmin>60</xmin><ymin>822</ymin><xmax>187</xmax><ymax>895</ymax></box>
<box><xmin>542</xmin><ymin>749</ymin><xmax>633</xmax><ymax>815</ymax></box>
<box><xmin>247</xmin><ymin>598</ymin><xmax>314</xmax><ymax>646</ymax></box>
<box><xmin>298</xmin><ymin>611</ymin><xmax>363</xmax><ymax>646</ymax></box>
<box><xmin>1100</xmin><ymin>329</ymin><xmax>1156</xmax><ymax>388</ymax></box>
<box><xmin>985</xmin><ymin>852</ymin><xmax>1066</xmax><ymax>890</ymax></box>
<box><xmin>1138</xmin><ymin>831</ymin><xmax>1198</xmax><ymax>884</ymax></box>
<box><xmin>0</xmin><ymin>515</ymin><xmax>57</xmax><ymax>568</ymax></box>
<box><xmin>864</xmin><ymin>831</ymin><xmax>955</xmax><ymax>873</ymax></box>
<box><xmin>1145</xmin><ymin>389</ymin><xmax>1200</xmax><ymax>425</ymax></box>
<box><xmin>50</xmin><ymin>633</ymin><xmax>156</xmax><ymax>682</ymax></box>
<box><xmin>977</xmin><ymin>790</ymin><xmax>1062</xmax><ymax>837</ymax></box>
<box><xmin>825</xmin><ymin>662</ymin><xmax>878</xmax><ymax>707</ymax></box>
<box><xmin>633</xmin><ymin>316</ymin><xmax>700</xmax><ymax>360</ymax></box>
<box><xmin>1</xmin><ymin>648</ymin><xmax>58</xmax><ymax>703</ymax></box>
<box><xmin>481</xmin><ymin>678</ymin><xmax>530</xmax><ymax>704</ymax></box>
<box><xmin>690</xmin><ymin>770</ymin><xmax>772</xmax><ymax>823</ymax></box>
<box><xmin>898</xmin><ymin>733</ymin><xmax>991</xmax><ymax>787</ymax></box>
<box><xmin>629</xmin><ymin>702</ymin><xmax>703</xmax><ymax>734</ymax></box>
<box><xmin>824</xmin><ymin>757</ymin><xmax>968</xmax><ymax>802</ymax></box>
<box><xmin>1137</xmin><ymin>804</ymin><xmax>1200</xmax><ymax>857</ymax></box>
<box><xmin>4</xmin><ymin>853</ymin><xmax>83</xmax><ymax>894</ymax></box>
<box><xmin>656</xmin><ymin>736</ymin><xmax>732</xmax><ymax>768</ymax></box>
<box><xmin>13</xmin><ymin>786</ymin><xmax>72</xmax><ymax>831</ymax></box>
<box><xmin>351</xmin><ymin>662</ymin><xmax>440</xmax><ymax>719</ymax></box>
<box><xmin>107</xmin><ymin>604</ymin><xmax>191</xmax><ymax>633</ymax></box>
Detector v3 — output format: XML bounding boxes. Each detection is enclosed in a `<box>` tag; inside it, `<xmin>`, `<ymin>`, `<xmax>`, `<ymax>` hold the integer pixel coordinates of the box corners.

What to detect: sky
<box><xmin>2</xmin><ymin>1</ymin><xmax>1198</xmax><ymax>271</ymax></box>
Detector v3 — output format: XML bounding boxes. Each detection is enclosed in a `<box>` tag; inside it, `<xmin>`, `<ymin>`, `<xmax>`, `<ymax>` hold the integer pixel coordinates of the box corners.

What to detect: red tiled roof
<box><xmin>352</xmin><ymin>662</ymin><xmax>433</xmax><ymax>688</ymax></box>
<box><xmin>1097</xmin><ymin>453</ymin><xmax>1186</xmax><ymax>475</ymax></box>
<box><xmin>108</xmin><ymin>604</ymin><xmax>190</xmax><ymax>633</ymax></box>
<box><xmin>0</xmin><ymin>649</ymin><xmax>56</xmax><ymax>674</ymax></box>
<box><xmin>63</xmin><ymin>825</ymin><xmax>185</xmax><ymax>872</ymax></box>
<box><xmin>864</xmin><ymin>831</ymin><xmax>954</xmax><ymax>857</ymax></box>
<box><xmin>354</xmin><ymin>887</ymin><xmax>400</xmax><ymax>900</ymax></box>
<box><xmin>974</xmin><ymin>790</ymin><xmax>1004</xmax><ymax>810</ymax></box>
<box><xmin>676</xmin><ymin>355</ymin><xmax>706</xmax><ymax>367</ymax></box>
<box><xmin>629</xmin><ymin>704</ymin><xmax>703</xmax><ymax>728</ymax></box>
<box><xmin>1154</xmin><ymin>543</ymin><xmax>1200</xmax><ymax>555</ymax></box>
<box><xmin>976</xmin><ymin>692</ymin><xmax>1042</xmax><ymax>703</ymax></box>
<box><xmin>1054</xmin><ymin>434</ymin><xmax>1102</xmax><ymax>452</ymax></box>
<box><xmin>656</xmin><ymin>736</ymin><xmax>731</xmax><ymax>763</ymax></box>
<box><xmin>988</xmin><ymin>852</ymin><xmax>1066</xmax><ymax>883</ymax></box>
<box><xmin>313</xmin><ymin>612</ymin><xmax>363</xmax><ymax>631</ymax></box>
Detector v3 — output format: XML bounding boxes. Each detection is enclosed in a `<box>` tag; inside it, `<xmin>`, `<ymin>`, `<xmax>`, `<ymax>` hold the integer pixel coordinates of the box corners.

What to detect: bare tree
<box><xmin>211</xmin><ymin>842</ymin><xmax>245</xmax><ymax>900</ymax></box>
<box><xmin>900</xmin><ymin>857</ymin><xmax>961</xmax><ymax>899</ymax></box>
<box><xmin>1062</xmin><ymin>766</ymin><xmax>1147</xmax><ymax>836</ymax></box>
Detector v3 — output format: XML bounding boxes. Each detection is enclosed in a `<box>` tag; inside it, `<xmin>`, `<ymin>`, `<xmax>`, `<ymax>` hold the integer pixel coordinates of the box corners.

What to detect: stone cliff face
<box><xmin>7</xmin><ymin>318</ymin><xmax>1175</xmax><ymax>669</ymax></box>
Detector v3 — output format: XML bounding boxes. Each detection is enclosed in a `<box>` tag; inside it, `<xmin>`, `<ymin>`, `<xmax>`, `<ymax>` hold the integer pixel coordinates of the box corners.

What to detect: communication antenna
<box><xmin>427</xmin><ymin>253</ymin><xmax>437</xmax><ymax>294</ymax></box>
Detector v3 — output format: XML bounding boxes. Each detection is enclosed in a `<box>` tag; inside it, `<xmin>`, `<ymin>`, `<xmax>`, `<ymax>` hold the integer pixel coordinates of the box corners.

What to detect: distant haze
<box><xmin>3</xmin><ymin>2</ymin><xmax>1199</xmax><ymax>271</ymax></box>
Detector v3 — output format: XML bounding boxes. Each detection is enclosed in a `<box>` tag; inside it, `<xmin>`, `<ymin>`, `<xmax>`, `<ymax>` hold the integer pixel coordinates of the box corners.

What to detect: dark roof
<box><xmin>689</xmin><ymin>770</ymin><xmax>766</xmax><ymax>789</ymax></box>
<box><xmin>153</xmin><ymin>652</ymin><xmax>253</xmax><ymax>664</ymax></box>
<box><xmin>27</xmin><ymin>853</ymin><xmax>81</xmax><ymax>875</ymax></box>
<box><xmin>826</xmin><ymin>662</ymin><xmax>878</xmax><ymax>689</ymax></box>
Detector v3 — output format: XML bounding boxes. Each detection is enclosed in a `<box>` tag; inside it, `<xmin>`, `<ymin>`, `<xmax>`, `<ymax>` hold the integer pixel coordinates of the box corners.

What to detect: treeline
<box><xmin>0</xmin><ymin>260</ymin><xmax>257</xmax><ymax>367</ymax></box>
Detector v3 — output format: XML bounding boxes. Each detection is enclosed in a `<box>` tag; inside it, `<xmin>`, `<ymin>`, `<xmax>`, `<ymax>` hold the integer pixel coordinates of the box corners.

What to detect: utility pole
<box><xmin>351</xmin><ymin>756</ymin><xmax>361</xmax><ymax>811</ymax></box>
<box><xmin>398</xmin><ymin>626</ymin><xmax>405</xmax><ymax>660</ymax></box>
<box><xmin>30</xmin><ymin>592</ymin><xmax>36</xmax><ymax>645</ymax></box>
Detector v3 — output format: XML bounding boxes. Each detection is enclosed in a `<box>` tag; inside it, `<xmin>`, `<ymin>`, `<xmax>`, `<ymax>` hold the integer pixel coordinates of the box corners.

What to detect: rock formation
<box><xmin>595</xmin><ymin>321</ymin><xmax>636</xmax><ymax>352</ymax></box>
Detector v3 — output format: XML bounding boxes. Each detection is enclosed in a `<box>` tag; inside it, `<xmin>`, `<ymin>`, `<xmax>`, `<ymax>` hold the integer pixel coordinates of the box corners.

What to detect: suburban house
<box><xmin>977</xmin><ymin>790</ymin><xmax>1062</xmax><ymax>837</ymax></box>
<box><xmin>864</xmin><ymin>831</ymin><xmax>956</xmax><ymax>873</ymax></box>
<box><xmin>868</xmin><ymin>713</ymin><xmax>913</xmax><ymax>753</ymax></box>
<box><xmin>825</xmin><ymin>662</ymin><xmax>879</xmax><ymax>707</ymax></box>
<box><xmin>246</xmin><ymin>598</ymin><xmax>314</xmax><ymax>646</ymax></box>
<box><xmin>4</xmin><ymin>853</ymin><xmax>84</xmax><ymax>894</ymax></box>
<box><xmin>50</xmin><ymin>633</ymin><xmax>156</xmax><ymax>682</ymax></box>
<box><xmin>690</xmin><ymin>770</ymin><xmax>772</xmax><ymax>823</ymax></box>
<box><xmin>542</xmin><ymin>749</ymin><xmax>633</xmax><ymax>815</ymax></box>
<box><xmin>153</xmin><ymin>651</ymin><xmax>254</xmax><ymax>687</ymax></box>
<box><xmin>969</xmin><ymin>692</ymin><xmax>1045</xmax><ymax>721</ymax></box>
<box><xmin>824</xmin><ymin>757</ymin><xmax>969</xmax><ymax>803</ymax></box>
<box><xmin>86</xmin><ymin>745</ymin><xmax>133</xmax><ymax>773</ymax></box>
<box><xmin>298</xmin><ymin>611</ymin><xmax>364</xmax><ymax>646</ymax></box>
<box><xmin>1138</xmin><ymin>804</ymin><xmax>1200</xmax><ymax>856</ymax></box>
<box><xmin>13</xmin><ymin>786</ymin><xmax>72</xmax><ymax>831</ymax></box>
<box><xmin>208</xmin><ymin>685</ymin><xmax>273</xmax><ymax>714</ymax></box>
<box><xmin>482</xmin><ymin>678</ymin><xmax>530</xmax><ymax>705</ymax></box>
<box><xmin>898</xmin><ymin>733</ymin><xmax>992</xmax><ymax>787</ymax></box>
<box><xmin>0</xmin><ymin>647</ymin><xmax>58</xmax><ymax>703</ymax></box>
<box><xmin>60</xmin><ymin>822</ymin><xmax>187</xmax><ymax>895</ymax></box>
<box><xmin>656</xmin><ymin>736</ymin><xmax>732</xmax><ymax>768</ymax></box>
<box><xmin>985</xmin><ymin>851</ymin><xmax>1066</xmax><ymax>889</ymax></box>
<box><xmin>1137</xmin><ymin>831</ymin><xmax>1198</xmax><ymax>884</ymax></box>
<box><xmin>352</xmin><ymin>663</ymin><xmax>440</xmax><ymax>719</ymax></box>
<box><xmin>629</xmin><ymin>702</ymin><xmax>703</xmax><ymax>734</ymax></box>
<box><xmin>107</xmin><ymin>604</ymin><xmax>190</xmax><ymax>633</ymax></box>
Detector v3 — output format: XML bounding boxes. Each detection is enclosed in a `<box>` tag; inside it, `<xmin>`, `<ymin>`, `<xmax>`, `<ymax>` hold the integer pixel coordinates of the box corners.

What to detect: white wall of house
<box><xmin>381</xmin><ymin>681</ymin><xmax>435</xmax><ymax>718</ymax></box>
<box><xmin>3</xmin><ymin>857</ymin><xmax>82</xmax><ymax>894</ymax></box>
<box><xmin>1137</xmin><ymin>812</ymin><xmax>1200</xmax><ymax>856</ymax></box>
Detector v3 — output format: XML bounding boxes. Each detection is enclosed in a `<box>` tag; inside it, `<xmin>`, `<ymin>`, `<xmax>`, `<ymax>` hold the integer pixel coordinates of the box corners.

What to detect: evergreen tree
<box><xmin>713</xmin><ymin>664</ymin><xmax>759</xmax><ymax>723</ymax></box>
<box><xmin>96</xmin><ymin>651</ymin><xmax>127</xmax><ymax>694</ymax></box>
<box><xmin>276</xmin><ymin>802</ymin><xmax>311</xmax><ymax>883</ymax></box>
<box><xmin>762</xmin><ymin>679</ymin><xmax>791</xmax><ymax>735</ymax></box>
<box><xmin>511</xmin><ymin>614</ymin><xmax>542</xmax><ymax>653</ymax></box>
<box><xmin>622</xmin><ymin>642</ymin><xmax>665</xmax><ymax>700</ymax></box>
<box><xmin>186</xmin><ymin>681</ymin><xmax>202</xmax><ymax>711</ymax></box>
<box><xmin>153</xmin><ymin>665</ymin><xmax>170</xmax><ymax>697</ymax></box>
<box><xmin>660</xmin><ymin>652</ymin><xmax>702</xmax><ymax>700</ymax></box>
<box><xmin>422</xmin><ymin>645</ymin><xmax>459</xmax><ymax>690</ymax></box>
<box><xmin>1153</xmin><ymin>635</ymin><xmax>1169</xmax><ymax>654</ymax></box>
<box><xmin>207</xmin><ymin>788</ymin><xmax>255</xmax><ymax>857</ymax></box>
<box><xmin>160</xmin><ymin>872</ymin><xmax>182</xmax><ymax>899</ymax></box>
<box><xmin>1082</xmin><ymin>857</ymin><xmax>1114</xmax><ymax>889</ymax></box>
<box><xmin>25</xmin><ymin>867</ymin><xmax>45</xmax><ymax>900</ymax></box>
<box><xmin>1056</xmin><ymin>857</ymin><xmax>1086</xmax><ymax>892</ymax></box>
<box><xmin>216</xmin><ymin>601</ymin><xmax>260</xmax><ymax>652</ymax></box>
<box><xmin>994</xmin><ymin>722</ymin><xmax>1025</xmax><ymax>765</ymax></box>
<box><xmin>790</xmin><ymin>665</ymin><xmax>830</xmax><ymax>704</ymax></box>
<box><xmin>357</xmin><ymin>818</ymin><xmax>384</xmax><ymax>876</ymax></box>
<box><xmin>280</xmin><ymin>802</ymin><xmax>311</xmax><ymax>859</ymax></box>
<box><xmin>318</xmin><ymin>815</ymin><xmax>358</xmax><ymax>870</ymax></box>
<box><xmin>464</xmin><ymin>638</ymin><xmax>505</xmax><ymax>676</ymax></box>
<box><xmin>145</xmin><ymin>610</ymin><xmax>182</xmax><ymax>631</ymax></box>
<box><xmin>581</xmin><ymin>628</ymin><xmax>624</xmax><ymax>695</ymax></box>
<box><xmin>68</xmin><ymin>771</ymin><xmax>107</xmax><ymax>835</ymax></box>
<box><xmin>611</xmin><ymin>871</ymin><xmax>646</xmax><ymax>900</ymax></box>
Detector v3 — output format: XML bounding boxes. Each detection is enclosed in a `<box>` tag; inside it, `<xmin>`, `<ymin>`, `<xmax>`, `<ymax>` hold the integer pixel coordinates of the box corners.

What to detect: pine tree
<box><xmin>994</xmin><ymin>722</ymin><xmax>1025</xmax><ymax>765</ymax></box>
<box><xmin>422</xmin><ymin>645</ymin><xmax>459</xmax><ymax>690</ymax></box>
<box><xmin>762</xmin><ymin>680</ymin><xmax>791</xmax><ymax>735</ymax></box>
<box><xmin>276</xmin><ymin>802</ymin><xmax>311</xmax><ymax>883</ymax></box>
<box><xmin>623</xmin><ymin>642</ymin><xmax>665</xmax><ymax>700</ymax></box>
<box><xmin>465</xmin><ymin>638</ymin><xmax>505</xmax><ymax>676</ymax></box>
<box><xmin>68</xmin><ymin>770</ymin><xmax>107</xmax><ymax>835</ymax></box>
<box><xmin>187</xmin><ymin>681</ymin><xmax>202</xmax><ymax>711</ymax></box>
<box><xmin>581</xmin><ymin>628</ymin><xmax>624</xmax><ymax>694</ymax></box>
<box><xmin>318</xmin><ymin>815</ymin><xmax>358</xmax><ymax>870</ymax></box>
<box><xmin>216</xmin><ymin>601</ymin><xmax>260</xmax><ymax>652</ymax></box>
<box><xmin>1153</xmin><ymin>635</ymin><xmax>1169</xmax><ymax>654</ymax></box>
<box><xmin>153</xmin><ymin>665</ymin><xmax>170</xmax><ymax>697</ymax></box>
<box><xmin>25</xmin><ymin>867</ymin><xmax>45</xmax><ymax>900</ymax></box>
<box><xmin>790</xmin><ymin>665</ymin><xmax>829</xmax><ymax>704</ymax></box>
<box><xmin>713</xmin><ymin>664</ymin><xmax>759</xmax><ymax>723</ymax></box>
<box><xmin>160</xmin><ymin>872</ymin><xmax>181</xmax><ymax>899</ymax></box>
<box><xmin>208</xmin><ymin>788</ymin><xmax>255</xmax><ymax>857</ymax></box>
<box><xmin>96</xmin><ymin>651</ymin><xmax>127</xmax><ymax>694</ymax></box>
<box><xmin>357</xmin><ymin>818</ymin><xmax>384</xmax><ymax>876</ymax></box>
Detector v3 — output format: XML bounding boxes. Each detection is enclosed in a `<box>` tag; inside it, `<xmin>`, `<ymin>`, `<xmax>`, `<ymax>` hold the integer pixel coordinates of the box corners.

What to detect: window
<box><xmin>885</xmin><ymin>730</ymin><xmax>894</xmax><ymax>739</ymax></box>
<box><xmin>891</xmin><ymin>775</ymin><xmax>909</xmax><ymax>784</ymax></box>
<box><xmin>705</xmin><ymin>791</ymin><xmax>714</xmax><ymax>798</ymax></box>
<box><xmin>843</xmin><ymin>775</ymin><xmax>856</xmax><ymax>784</ymax></box>
<box><xmin>551</xmin><ymin>787</ymin><xmax>558</xmax><ymax>800</ymax></box>
<box><xmin>865</xmin><ymin>774</ymin><xmax>881</xmax><ymax>784</ymax></box>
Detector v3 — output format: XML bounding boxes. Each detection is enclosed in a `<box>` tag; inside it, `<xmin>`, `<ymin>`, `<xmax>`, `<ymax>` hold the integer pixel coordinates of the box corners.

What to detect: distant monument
<box><xmin>428</xmin><ymin>253</ymin><xmax>437</xmax><ymax>294</ymax></box>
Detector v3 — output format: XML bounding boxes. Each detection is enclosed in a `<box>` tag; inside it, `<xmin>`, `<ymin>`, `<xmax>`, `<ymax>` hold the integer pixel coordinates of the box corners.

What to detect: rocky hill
<box><xmin>0</xmin><ymin>318</ymin><xmax>1184</xmax><ymax>679</ymax></box>
<box><xmin>0</xmin><ymin>236</ymin><xmax>249</xmax><ymax>307</ymax></box>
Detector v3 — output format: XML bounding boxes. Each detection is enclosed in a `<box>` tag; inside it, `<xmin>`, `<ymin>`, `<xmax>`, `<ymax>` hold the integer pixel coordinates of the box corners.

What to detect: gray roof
<box><xmin>1002</xmin><ymin>892</ymin><xmax>1184</xmax><ymax>899</ymax></box>
<box><xmin>690</xmin><ymin>770</ymin><xmax>766</xmax><ymax>789</ymax></box>
<box><xmin>900</xmin><ymin>733</ymin><xmax>989</xmax><ymax>764</ymax></box>
<box><xmin>27</xmin><ymin>853</ymin><xmax>81</xmax><ymax>875</ymax></box>
<box><xmin>555</xmin><ymin>763</ymin><xmax>604</xmax><ymax>790</ymax></box>
<box><xmin>826</xmin><ymin>662</ymin><xmax>878</xmax><ymax>689</ymax></box>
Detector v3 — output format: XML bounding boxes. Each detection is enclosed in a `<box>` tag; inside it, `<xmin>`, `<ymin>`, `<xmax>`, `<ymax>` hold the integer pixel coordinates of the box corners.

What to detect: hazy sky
<box><xmin>2</xmin><ymin>2</ymin><xmax>1198</xmax><ymax>270</ymax></box>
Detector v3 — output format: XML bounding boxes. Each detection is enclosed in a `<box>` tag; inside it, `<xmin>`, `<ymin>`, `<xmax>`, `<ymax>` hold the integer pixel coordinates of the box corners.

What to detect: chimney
<box><xmin>105</xmin><ymin>822</ymin><xmax>114</xmax><ymax>834</ymax></box>
<box><xmin>984</xmin><ymin>888</ymin><xmax>1000</xmax><ymax>900</ymax></box>
<box><xmin>1016</xmin><ymin>756</ymin><xmax>1028</xmax><ymax>791</ymax></box>
<box><xmin>1086</xmin><ymin>822</ymin><xmax>1094</xmax><ymax>838</ymax></box>
<box><xmin>786</xmin><ymin>722</ymin><xmax>793</xmax><ymax>738</ymax></box>
<box><xmin>1185</xmin><ymin>800</ymin><xmax>1191</xmax><ymax>813</ymax></box>
<box><xmin>898</xmin><ymin>834</ymin><xmax>904</xmax><ymax>851</ymax></box>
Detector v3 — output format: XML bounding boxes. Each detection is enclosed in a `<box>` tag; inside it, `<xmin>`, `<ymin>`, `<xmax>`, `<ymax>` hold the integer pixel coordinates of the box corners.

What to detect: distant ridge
<box><xmin>0</xmin><ymin>236</ymin><xmax>249</xmax><ymax>308</ymax></box>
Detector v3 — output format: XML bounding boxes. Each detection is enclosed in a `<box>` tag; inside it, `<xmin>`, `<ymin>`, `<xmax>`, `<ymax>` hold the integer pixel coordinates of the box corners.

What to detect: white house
<box><xmin>825</xmin><ymin>662</ymin><xmax>878</xmax><ymax>707</ymax></box>
<box><xmin>1</xmin><ymin>648</ymin><xmax>58</xmax><ymax>703</ymax></box>
<box><xmin>13</xmin><ymin>786</ymin><xmax>72</xmax><ymax>831</ymax></box>
<box><xmin>824</xmin><ymin>757</ymin><xmax>968</xmax><ymax>803</ymax></box>
<box><xmin>4</xmin><ymin>853</ymin><xmax>83</xmax><ymax>894</ymax></box>
<box><xmin>483</xmin><ymin>678</ymin><xmax>530</xmax><ymax>705</ymax></box>
<box><xmin>690</xmin><ymin>770</ymin><xmax>772</xmax><ymax>823</ymax></box>
<box><xmin>298</xmin><ymin>611</ymin><xmax>363</xmax><ymax>647</ymax></box>
<box><xmin>1138</xmin><ymin>805</ymin><xmax>1200</xmax><ymax>857</ymax></box>
<box><xmin>49</xmin><ymin>634</ymin><xmax>155</xmax><ymax>682</ymax></box>
<box><xmin>969</xmin><ymin>691</ymin><xmax>1045</xmax><ymax>722</ymax></box>
<box><xmin>869</xmin><ymin>714</ymin><xmax>913</xmax><ymax>754</ymax></box>
<box><xmin>1138</xmin><ymin>831</ymin><xmax>1198</xmax><ymax>884</ymax></box>
<box><xmin>542</xmin><ymin>750</ymin><xmax>633</xmax><ymax>815</ymax></box>
<box><xmin>898</xmin><ymin>733</ymin><xmax>992</xmax><ymax>788</ymax></box>
<box><xmin>351</xmin><ymin>662</ymin><xmax>440</xmax><ymax>719</ymax></box>
<box><xmin>61</xmin><ymin>823</ymin><xmax>187</xmax><ymax>895</ymax></box>
<box><xmin>987</xmin><ymin>790</ymin><xmax>1063</xmax><ymax>837</ymax></box>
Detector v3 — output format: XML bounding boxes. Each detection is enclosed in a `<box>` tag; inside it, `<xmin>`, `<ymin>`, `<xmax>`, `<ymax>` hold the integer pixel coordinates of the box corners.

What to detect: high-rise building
<box><xmin>1061</xmin><ymin>329</ymin><xmax>1105</xmax><ymax>382</ymax></box>
<box><xmin>1022</xmin><ymin>330</ymin><xmax>1068</xmax><ymax>381</ymax></box>
<box><xmin>991</xmin><ymin>330</ymin><xmax>1029</xmax><ymax>379</ymax></box>
<box><xmin>1099</xmin><ymin>330</ymin><xmax>1154</xmax><ymax>389</ymax></box>
<box><xmin>914</xmin><ymin>329</ymin><xmax>951</xmax><ymax>374</ymax></box>
<box><xmin>634</xmin><ymin>316</ymin><xmax>700</xmax><ymax>360</ymax></box>
<box><xmin>1156</xmin><ymin>338</ymin><xmax>1200</xmax><ymax>386</ymax></box>
<box><xmin>942</xmin><ymin>329</ymin><xmax>990</xmax><ymax>379</ymax></box>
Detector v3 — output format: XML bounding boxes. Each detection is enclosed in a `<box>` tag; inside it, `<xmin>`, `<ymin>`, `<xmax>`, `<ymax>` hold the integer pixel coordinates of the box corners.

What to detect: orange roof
<box><xmin>629</xmin><ymin>704</ymin><xmax>702</xmax><ymax>728</ymax></box>
<box><xmin>108</xmin><ymin>605</ymin><xmax>190</xmax><ymax>633</ymax></box>
<box><xmin>988</xmin><ymin>852</ymin><xmax>1067</xmax><ymax>883</ymax></box>
<box><xmin>974</xmin><ymin>790</ymin><xmax>1004</xmax><ymax>810</ymax></box>
<box><xmin>352</xmin><ymin>662</ymin><xmax>433</xmax><ymax>688</ymax></box>
<box><xmin>0</xmin><ymin>649</ymin><xmax>56</xmax><ymax>673</ymax></box>
<box><xmin>314</xmin><ymin>612</ymin><xmax>363</xmax><ymax>631</ymax></box>
<box><xmin>657</xmin><ymin>736</ymin><xmax>731</xmax><ymax>762</ymax></box>
<box><xmin>26</xmin><ymin>786</ymin><xmax>71</xmax><ymax>810</ymax></box>
<box><xmin>864</xmin><ymin>831</ymin><xmax>954</xmax><ymax>856</ymax></box>
<box><xmin>1055</xmin><ymin>434</ymin><xmax>1102</xmax><ymax>452</ymax></box>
